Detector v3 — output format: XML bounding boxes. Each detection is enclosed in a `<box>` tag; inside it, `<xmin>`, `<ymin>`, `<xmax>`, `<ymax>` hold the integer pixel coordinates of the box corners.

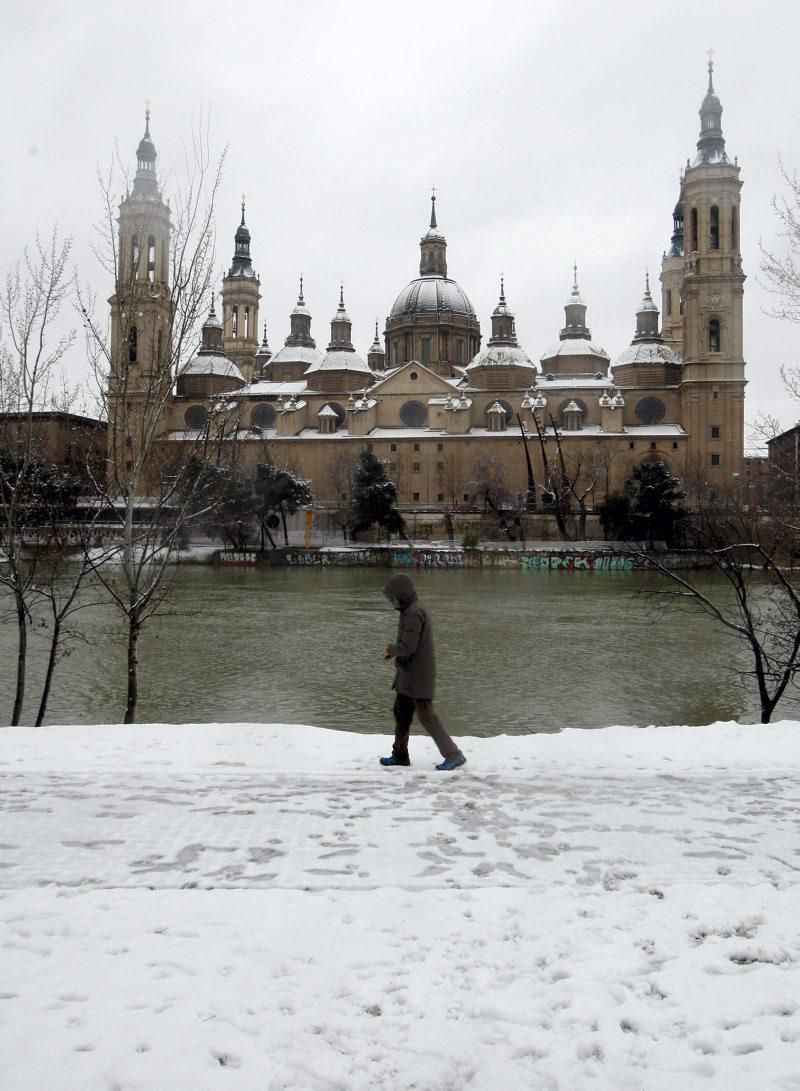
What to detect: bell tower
<box><xmin>679</xmin><ymin>56</ymin><xmax>746</xmax><ymax>498</ymax></box>
<box><xmin>110</xmin><ymin>107</ymin><xmax>172</xmax><ymax>397</ymax></box>
<box><xmin>221</xmin><ymin>198</ymin><xmax>261</xmax><ymax>381</ymax></box>
<box><xmin>108</xmin><ymin>108</ymin><xmax>174</xmax><ymax>488</ymax></box>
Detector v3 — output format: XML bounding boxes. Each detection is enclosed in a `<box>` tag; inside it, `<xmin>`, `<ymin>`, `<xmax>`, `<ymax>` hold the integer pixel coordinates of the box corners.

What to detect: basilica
<box><xmin>113</xmin><ymin>60</ymin><xmax>746</xmax><ymax>515</ymax></box>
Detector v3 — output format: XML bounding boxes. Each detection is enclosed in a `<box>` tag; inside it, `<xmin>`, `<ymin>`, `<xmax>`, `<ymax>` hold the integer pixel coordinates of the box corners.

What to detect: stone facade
<box><xmin>115</xmin><ymin>62</ymin><xmax>748</xmax><ymax>514</ymax></box>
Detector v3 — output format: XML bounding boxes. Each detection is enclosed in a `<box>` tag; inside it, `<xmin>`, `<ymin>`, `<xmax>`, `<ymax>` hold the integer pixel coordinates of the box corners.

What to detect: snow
<box><xmin>1</xmin><ymin>720</ymin><xmax>798</xmax><ymax>1090</ymax></box>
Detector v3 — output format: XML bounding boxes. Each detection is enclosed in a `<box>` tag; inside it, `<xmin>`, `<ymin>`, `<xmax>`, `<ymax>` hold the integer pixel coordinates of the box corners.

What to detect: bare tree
<box><xmin>640</xmin><ymin>507</ymin><xmax>800</xmax><ymax>723</ymax></box>
<box><xmin>76</xmin><ymin>114</ymin><xmax>228</xmax><ymax>723</ymax></box>
<box><xmin>0</xmin><ymin>231</ymin><xmax>75</xmax><ymax>725</ymax></box>
<box><xmin>327</xmin><ymin>449</ymin><xmax>360</xmax><ymax>540</ymax></box>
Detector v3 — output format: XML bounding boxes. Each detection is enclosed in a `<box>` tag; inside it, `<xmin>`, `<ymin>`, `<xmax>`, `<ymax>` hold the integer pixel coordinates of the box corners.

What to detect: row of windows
<box><xmin>688</xmin><ymin>204</ymin><xmax>738</xmax><ymax>253</ymax></box>
<box><xmin>391</xmin><ymin>336</ymin><xmax>476</xmax><ymax>366</ymax></box>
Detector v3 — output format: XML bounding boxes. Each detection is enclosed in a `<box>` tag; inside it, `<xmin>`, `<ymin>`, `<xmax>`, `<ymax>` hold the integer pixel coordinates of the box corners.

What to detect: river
<box><xmin>2</xmin><ymin>566</ymin><xmax>795</xmax><ymax>732</ymax></box>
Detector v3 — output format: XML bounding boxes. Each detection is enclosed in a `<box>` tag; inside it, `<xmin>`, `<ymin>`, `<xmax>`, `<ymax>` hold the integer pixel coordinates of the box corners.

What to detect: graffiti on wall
<box><xmin>283</xmin><ymin>549</ymin><xmax>378</xmax><ymax>567</ymax></box>
<box><xmin>391</xmin><ymin>550</ymin><xmax>465</xmax><ymax>568</ymax></box>
<box><xmin>520</xmin><ymin>553</ymin><xmax>636</xmax><ymax>571</ymax></box>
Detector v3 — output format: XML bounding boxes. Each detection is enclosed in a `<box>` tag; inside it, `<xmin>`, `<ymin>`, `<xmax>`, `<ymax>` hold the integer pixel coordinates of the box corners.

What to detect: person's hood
<box><xmin>382</xmin><ymin>573</ymin><xmax>418</xmax><ymax>610</ymax></box>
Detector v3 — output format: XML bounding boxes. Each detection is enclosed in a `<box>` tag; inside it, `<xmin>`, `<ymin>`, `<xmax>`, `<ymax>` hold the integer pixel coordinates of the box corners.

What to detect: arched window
<box><xmin>710</xmin><ymin>206</ymin><xmax>720</xmax><ymax>250</ymax></box>
<box><xmin>709</xmin><ymin>318</ymin><xmax>721</xmax><ymax>353</ymax></box>
<box><xmin>691</xmin><ymin>208</ymin><xmax>699</xmax><ymax>252</ymax></box>
<box><xmin>666</xmin><ymin>289</ymin><xmax>672</xmax><ymax>316</ymax></box>
<box><xmin>128</xmin><ymin>325</ymin><xmax>138</xmax><ymax>364</ymax></box>
<box><xmin>731</xmin><ymin>206</ymin><xmax>739</xmax><ymax>252</ymax></box>
<box><xmin>147</xmin><ymin>235</ymin><xmax>156</xmax><ymax>281</ymax></box>
<box><xmin>156</xmin><ymin>330</ymin><xmax>163</xmax><ymax>365</ymax></box>
<box><xmin>232</xmin><ymin>305</ymin><xmax>238</xmax><ymax>338</ymax></box>
<box><xmin>244</xmin><ymin>306</ymin><xmax>250</xmax><ymax>340</ymax></box>
<box><xmin>131</xmin><ymin>234</ymin><xmax>139</xmax><ymax>275</ymax></box>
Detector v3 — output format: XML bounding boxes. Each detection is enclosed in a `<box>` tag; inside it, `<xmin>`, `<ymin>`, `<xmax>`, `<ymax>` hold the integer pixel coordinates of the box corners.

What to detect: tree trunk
<box><xmin>11</xmin><ymin>587</ymin><xmax>27</xmax><ymax>726</ymax></box>
<box><xmin>35</xmin><ymin>618</ymin><xmax>61</xmax><ymax>727</ymax></box>
<box><xmin>124</xmin><ymin>611</ymin><xmax>141</xmax><ymax>724</ymax></box>
<box><xmin>281</xmin><ymin>506</ymin><xmax>289</xmax><ymax>547</ymax></box>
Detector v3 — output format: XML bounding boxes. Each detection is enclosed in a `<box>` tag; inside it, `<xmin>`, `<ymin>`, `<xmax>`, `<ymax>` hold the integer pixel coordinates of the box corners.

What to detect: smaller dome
<box><xmin>466</xmin><ymin>345</ymin><xmax>536</xmax><ymax>373</ymax></box>
<box><xmin>613</xmin><ymin>343</ymin><xmax>682</xmax><ymax>368</ymax></box>
<box><xmin>271</xmin><ymin>344</ymin><xmax>323</xmax><ymax>369</ymax></box>
<box><xmin>183</xmin><ymin>354</ymin><xmax>244</xmax><ymax>381</ymax></box>
<box><xmin>305</xmin><ymin>349</ymin><xmax>372</xmax><ymax>376</ymax></box>
<box><xmin>540</xmin><ymin>340</ymin><xmax>609</xmax><ymax>365</ymax></box>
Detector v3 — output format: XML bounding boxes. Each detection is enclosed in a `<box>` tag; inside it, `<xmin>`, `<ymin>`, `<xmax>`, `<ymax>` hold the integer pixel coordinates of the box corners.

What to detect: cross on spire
<box><xmin>430</xmin><ymin>186</ymin><xmax>437</xmax><ymax>230</ymax></box>
<box><xmin>240</xmin><ymin>194</ymin><xmax>246</xmax><ymax>225</ymax></box>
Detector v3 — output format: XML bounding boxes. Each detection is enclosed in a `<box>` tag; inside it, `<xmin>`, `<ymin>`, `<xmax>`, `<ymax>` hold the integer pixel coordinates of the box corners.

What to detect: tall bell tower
<box><xmin>110</xmin><ymin>107</ymin><xmax>172</xmax><ymax>394</ymax></box>
<box><xmin>679</xmin><ymin>57</ymin><xmax>746</xmax><ymax>499</ymax></box>
<box><xmin>108</xmin><ymin>108</ymin><xmax>173</xmax><ymax>487</ymax></box>
<box><xmin>221</xmin><ymin>199</ymin><xmax>261</xmax><ymax>382</ymax></box>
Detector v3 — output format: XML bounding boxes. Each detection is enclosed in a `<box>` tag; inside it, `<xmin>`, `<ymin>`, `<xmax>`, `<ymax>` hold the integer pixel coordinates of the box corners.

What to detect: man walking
<box><xmin>379</xmin><ymin>572</ymin><xmax>466</xmax><ymax>771</ymax></box>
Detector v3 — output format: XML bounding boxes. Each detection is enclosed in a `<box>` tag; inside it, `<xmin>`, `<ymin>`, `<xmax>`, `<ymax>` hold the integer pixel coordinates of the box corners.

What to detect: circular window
<box><xmin>635</xmin><ymin>397</ymin><xmax>666</xmax><ymax>425</ymax></box>
<box><xmin>557</xmin><ymin>398</ymin><xmax>588</xmax><ymax>422</ymax></box>
<box><xmin>400</xmin><ymin>400</ymin><xmax>428</xmax><ymax>427</ymax></box>
<box><xmin>184</xmin><ymin>404</ymin><xmax>208</xmax><ymax>430</ymax></box>
<box><xmin>251</xmin><ymin>403</ymin><xmax>277</xmax><ymax>429</ymax></box>
<box><xmin>410</xmin><ymin>371</ymin><xmax>418</xmax><ymax>381</ymax></box>
<box><xmin>483</xmin><ymin>399</ymin><xmax>514</xmax><ymax>425</ymax></box>
<box><xmin>327</xmin><ymin>402</ymin><xmax>346</xmax><ymax>425</ymax></box>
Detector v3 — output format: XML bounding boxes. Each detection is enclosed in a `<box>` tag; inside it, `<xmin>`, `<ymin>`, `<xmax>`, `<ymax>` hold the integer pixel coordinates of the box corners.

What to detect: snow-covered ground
<box><xmin>0</xmin><ymin>721</ymin><xmax>798</xmax><ymax>1090</ymax></box>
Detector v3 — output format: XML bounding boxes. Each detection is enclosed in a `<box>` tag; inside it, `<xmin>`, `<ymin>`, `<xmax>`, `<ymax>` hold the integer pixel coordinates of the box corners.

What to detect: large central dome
<box><xmin>390</xmin><ymin>276</ymin><xmax>476</xmax><ymax>320</ymax></box>
<box><xmin>384</xmin><ymin>196</ymin><xmax>481</xmax><ymax>376</ymax></box>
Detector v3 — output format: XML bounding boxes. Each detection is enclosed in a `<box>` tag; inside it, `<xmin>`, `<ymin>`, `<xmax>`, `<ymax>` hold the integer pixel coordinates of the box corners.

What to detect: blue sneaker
<box><xmin>380</xmin><ymin>755</ymin><xmax>410</xmax><ymax>767</ymax></box>
<box><xmin>435</xmin><ymin>755</ymin><xmax>467</xmax><ymax>771</ymax></box>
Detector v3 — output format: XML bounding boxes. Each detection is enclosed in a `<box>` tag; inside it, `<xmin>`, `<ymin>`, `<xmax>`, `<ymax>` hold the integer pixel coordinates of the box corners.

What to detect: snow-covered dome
<box><xmin>271</xmin><ymin>344</ymin><xmax>323</xmax><ymax>370</ymax></box>
<box><xmin>466</xmin><ymin>345</ymin><xmax>537</xmax><ymax>373</ymax></box>
<box><xmin>540</xmin><ymin>339</ymin><xmax>609</xmax><ymax>365</ymax></box>
<box><xmin>613</xmin><ymin>343</ymin><xmax>682</xmax><ymax>369</ymax></box>
<box><xmin>390</xmin><ymin>277</ymin><xmax>476</xmax><ymax>320</ymax></box>
<box><xmin>304</xmin><ymin>349</ymin><xmax>372</xmax><ymax>376</ymax></box>
<box><xmin>183</xmin><ymin>354</ymin><xmax>244</xmax><ymax>382</ymax></box>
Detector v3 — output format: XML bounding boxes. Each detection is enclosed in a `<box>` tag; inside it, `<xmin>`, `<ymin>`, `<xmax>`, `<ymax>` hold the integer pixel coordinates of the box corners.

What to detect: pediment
<box><xmin>368</xmin><ymin>361</ymin><xmax>458</xmax><ymax>399</ymax></box>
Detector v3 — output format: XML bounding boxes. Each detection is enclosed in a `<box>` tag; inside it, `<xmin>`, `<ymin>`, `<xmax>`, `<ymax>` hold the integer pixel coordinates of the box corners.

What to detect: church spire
<box><xmin>229</xmin><ymin>197</ymin><xmax>255</xmax><ymax>277</ymax></box>
<box><xmin>131</xmin><ymin>103</ymin><xmax>159</xmax><ymax>200</ymax></box>
<box><xmin>420</xmin><ymin>189</ymin><xmax>447</xmax><ymax>277</ymax></box>
<box><xmin>560</xmin><ymin>265</ymin><xmax>591</xmax><ymax>341</ymax></box>
<box><xmin>694</xmin><ymin>53</ymin><xmax>728</xmax><ymax>166</ymax></box>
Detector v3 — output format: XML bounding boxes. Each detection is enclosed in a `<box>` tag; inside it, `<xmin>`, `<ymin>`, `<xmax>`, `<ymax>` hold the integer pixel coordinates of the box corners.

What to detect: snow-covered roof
<box><xmin>613</xmin><ymin>343</ymin><xmax>683</xmax><ymax>368</ymax></box>
<box><xmin>466</xmin><ymin>345</ymin><xmax>537</xmax><ymax>372</ymax></box>
<box><xmin>534</xmin><ymin>376</ymin><xmax>612</xmax><ymax>390</ymax></box>
<box><xmin>317</xmin><ymin>404</ymin><xmax>338</xmax><ymax>417</ymax></box>
<box><xmin>305</xmin><ymin>349</ymin><xmax>372</xmax><ymax>375</ymax></box>
<box><xmin>270</xmin><ymin>345</ymin><xmax>323</xmax><ymax>368</ymax></box>
<box><xmin>238</xmin><ymin>380</ymin><xmax>308</xmax><ymax>398</ymax></box>
<box><xmin>540</xmin><ymin>339</ymin><xmax>609</xmax><ymax>364</ymax></box>
<box><xmin>182</xmin><ymin>354</ymin><xmax>244</xmax><ymax>381</ymax></box>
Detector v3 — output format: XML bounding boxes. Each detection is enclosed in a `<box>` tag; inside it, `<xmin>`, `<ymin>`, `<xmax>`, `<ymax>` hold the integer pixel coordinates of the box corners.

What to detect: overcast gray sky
<box><xmin>4</xmin><ymin>0</ymin><xmax>800</xmax><ymax>443</ymax></box>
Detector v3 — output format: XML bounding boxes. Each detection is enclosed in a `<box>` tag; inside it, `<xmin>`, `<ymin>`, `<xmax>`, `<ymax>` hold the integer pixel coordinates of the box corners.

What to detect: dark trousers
<box><xmin>392</xmin><ymin>693</ymin><xmax>464</xmax><ymax>763</ymax></box>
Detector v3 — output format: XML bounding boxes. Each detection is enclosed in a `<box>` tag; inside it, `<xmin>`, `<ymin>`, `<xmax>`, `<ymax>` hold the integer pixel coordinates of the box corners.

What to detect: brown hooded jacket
<box><xmin>383</xmin><ymin>573</ymin><xmax>436</xmax><ymax>700</ymax></box>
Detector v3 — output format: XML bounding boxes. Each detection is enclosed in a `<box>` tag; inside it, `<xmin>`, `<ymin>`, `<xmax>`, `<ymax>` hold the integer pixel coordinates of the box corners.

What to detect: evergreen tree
<box><xmin>596</xmin><ymin>491</ymin><xmax>631</xmax><ymax>541</ymax></box>
<box><xmin>627</xmin><ymin>459</ymin><xmax>687</xmax><ymax>547</ymax></box>
<box><xmin>350</xmin><ymin>449</ymin><xmax>405</xmax><ymax>542</ymax></box>
<box><xmin>255</xmin><ymin>460</ymin><xmax>313</xmax><ymax>547</ymax></box>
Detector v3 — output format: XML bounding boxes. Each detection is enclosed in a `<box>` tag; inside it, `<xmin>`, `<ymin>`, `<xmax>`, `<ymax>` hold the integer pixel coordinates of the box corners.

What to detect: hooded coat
<box><xmin>383</xmin><ymin>573</ymin><xmax>436</xmax><ymax>700</ymax></box>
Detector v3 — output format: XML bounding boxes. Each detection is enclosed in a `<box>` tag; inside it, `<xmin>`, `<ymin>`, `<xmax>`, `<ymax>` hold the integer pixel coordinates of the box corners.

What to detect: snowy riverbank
<box><xmin>0</xmin><ymin>721</ymin><xmax>798</xmax><ymax>1089</ymax></box>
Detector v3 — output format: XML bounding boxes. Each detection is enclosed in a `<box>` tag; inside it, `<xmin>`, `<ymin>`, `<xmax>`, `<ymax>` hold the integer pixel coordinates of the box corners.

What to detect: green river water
<box><xmin>2</xmin><ymin>566</ymin><xmax>797</xmax><ymax>732</ymax></box>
